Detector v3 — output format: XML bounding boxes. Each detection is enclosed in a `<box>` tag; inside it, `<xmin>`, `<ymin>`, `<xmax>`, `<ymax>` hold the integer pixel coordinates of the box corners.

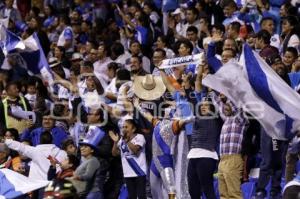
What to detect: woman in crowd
<box><xmin>110</xmin><ymin>118</ymin><xmax>147</xmax><ymax>199</ymax></box>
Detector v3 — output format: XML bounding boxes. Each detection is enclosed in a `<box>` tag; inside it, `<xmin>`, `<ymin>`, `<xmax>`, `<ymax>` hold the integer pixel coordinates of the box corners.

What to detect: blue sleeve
<box><xmin>238</xmin><ymin>13</ymin><xmax>256</xmax><ymax>23</ymax></box>
<box><xmin>63</xmin><ymin>28</ymin><xmax>73</xmax><ymax>40</ymax></box>
<box><xmin>172</xmin><ymin>91</ymin><xmax>193</xmax><ymax>135</ymax></box>
<box><xmin>31</xmin><ymin>128</ymin><xmax>42</xmax><ymax>146</ymax></box>
<box><xmin>185</xmin><ymin>64</ymin><xmax>196</xmax><ymax>74</ymax></box>
<box><xmin>20</xmin><ymin>128</ymin><xmax>31</xmax><ymax>142</ymax></box>
<box><xmin>289</xmin><ymin>72</ymin><xmax>300</xmax><ymax>89</ymax></box>
<box><xmin>172</xmin><ymin>91</ymin><xmax>180</xmax><ymax>102</ymax></box>
<box><xmin>238</xmin><ymin>12</ymin><xmax>253</xmax><ymax>23</ymax></box>
<box><xmin>52</xmin><ymin>128</ymin><xmax>68</xmax><ymax>148</ymax></box>
<box><xmin>135</xmin><ymin>26</ymin><xmax>148</xmax><ymax>45</ymax></box>
<box><xmin>207</xmin><ymin>42</ymin><xmax>222</xmax><ymax>73</ymax></box>
<box><xmin>195</xmin><ymin>90</ymin><xmax>207</xmax><ymax>103</ymax></box>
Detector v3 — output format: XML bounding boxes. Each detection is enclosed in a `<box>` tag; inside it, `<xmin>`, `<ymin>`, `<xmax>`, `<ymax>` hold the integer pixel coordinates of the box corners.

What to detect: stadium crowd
<box><xmin>1</xmin><ymin>0</ymin><xmax>300</xmax><ymax>198</ymax></box>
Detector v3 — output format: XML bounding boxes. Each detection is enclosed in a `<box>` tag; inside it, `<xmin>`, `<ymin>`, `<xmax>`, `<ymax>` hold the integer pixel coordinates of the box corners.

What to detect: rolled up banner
<box><xmin>159</xmin><ymin>53</ymin><xmax>204</xmax><ymax>69</ymax></box>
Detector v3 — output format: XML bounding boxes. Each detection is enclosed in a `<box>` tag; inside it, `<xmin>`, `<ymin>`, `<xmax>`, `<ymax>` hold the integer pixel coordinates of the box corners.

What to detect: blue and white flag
<box><xmin>21</xmin><ymin>33</ymin><xmax>54</xmax><ymax>85</ymax></box>
<box><xmin>0</xmin><ymin>24</ymin><xmax>25</xmax><ymax>56</ymax></box>
<box><xmin>203</xmin><ymin>45</ymin><xmax>300</xmax><ymax>140</ymax></box>
<box><xmin>0</xmin><ymin>25</ymin><xmax>25</xmax><ymax>70</ymax></box>
<box><xmin>0</xmin><ymin>168</ymin><xmax>49</xmax><ymax>198</ymax></box>
<box><xmin>135</xmin><ymin>26</ymin><xmax>148</xmax><ymax>45</ymax></box>
<box><xmin>0</xmin><ymin>27</ymin><xmax>54</xmax><ymax>85</ymax></box>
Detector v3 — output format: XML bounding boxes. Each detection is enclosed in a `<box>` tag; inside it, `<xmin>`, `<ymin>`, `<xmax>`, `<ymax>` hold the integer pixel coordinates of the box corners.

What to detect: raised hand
<box><xmin>133</xmin><ymin>97</ymin><xmax>140</xmax><ymax>108</ymax></box>
<box><xmin>109</xmin><ymin>131</ymin><xmax>120</xmax><ymax>142</ymax></box>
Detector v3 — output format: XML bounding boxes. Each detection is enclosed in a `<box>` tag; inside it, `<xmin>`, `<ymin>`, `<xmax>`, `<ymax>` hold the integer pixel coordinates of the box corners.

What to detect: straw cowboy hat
<box><xmin>133</xmin><ymin>74</ymin><xmax>166</xmax><ymax>101</ymax></box>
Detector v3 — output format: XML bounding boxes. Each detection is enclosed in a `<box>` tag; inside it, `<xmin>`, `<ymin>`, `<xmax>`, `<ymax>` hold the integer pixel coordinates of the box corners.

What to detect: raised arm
<box><xmin>207</xmin><ymin>42</ymin><xmax>222</xmax><ymax>73</ymax></box>
<box><xmin>195</xmin><ymin>65</ymin><xmax>204</xmax><ymax>93</ymax></box>
<box><xmin>109</xmin><ymin>131</ymin><xmax>120</xmax><ymax>156</ymax></box>
<box><xmin>5</xmin><ymin>139</ymin><xmax>36</xmax><ymax>160</ymax></box>
<box><xmin>160</xmin><ymin>69</ymin><xmax>176</xmax><ymax>93</ymax></box>
<box><xmin>133</xmin><ymin>98</ymin><xmax>154</xmax><ymax>123</ymax></box>
<box><xmin>117</xmin><ymin>5</ymin><xmax>136</xmax><ymax>29</ymax></box>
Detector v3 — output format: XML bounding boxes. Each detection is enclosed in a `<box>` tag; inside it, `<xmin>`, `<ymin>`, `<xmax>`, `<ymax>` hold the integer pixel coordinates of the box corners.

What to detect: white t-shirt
<box><xmin>24</xmin><ymin>93</ymin><xmax>36</xmax><ymax>108</ymax></box>
<box><xmin>187</xmin><ymin>148</ymin><xmax>219</xmax><ymax>160</ymax></box>
<box><xmin>288</xmin><ymin>34</ymin><xmax>300</xmax><ymax>49</ymax></box>
<box><xmin>118</xmin><ymin>134</ymin><xmax>147</xmax><ymax>178</ymax></box>
<box><xmin>94</xmin><ymin>57</ymin><xmax>112</xmax><ymax>83</ymax></box>
<box><xmin>105</xmin><ymin>78</ymin><xmax>117</xmax><ymax>95</ymax></box>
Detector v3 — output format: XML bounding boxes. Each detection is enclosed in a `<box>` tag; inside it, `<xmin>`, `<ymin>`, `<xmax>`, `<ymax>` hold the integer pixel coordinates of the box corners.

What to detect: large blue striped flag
<box><xmin>0</xmin><ymin>169</ymin><xmax>49</xmax><ymax>198</ymax></box>
<box><xmin>0</xmin><ymin>24</ymin><xmax>25</xmax><ymax>56</ymax></box>
<box><xmin>0</xmin><ymin>25</ymin><xmax>53</xmax><ymax>85</ymax></box>
<box><xmin>20</xmin><ymin>33</ymin><xmax>54</xmax><ymax>85</ymax></box>
<box><xmin>202</xmin><ymin>44</ymin><xmax>300</xmax><ymax>140</ymax></box>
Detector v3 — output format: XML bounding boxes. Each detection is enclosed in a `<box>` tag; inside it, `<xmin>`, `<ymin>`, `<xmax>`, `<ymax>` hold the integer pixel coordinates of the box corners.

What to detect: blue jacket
<box><xmin>207</xmin><ymin>42</ymin><xmax>222</xmax><ymax>73</ymax></box>
<box><xmin>21</xmin><ymin>127</ymin><xmax>68</xmax><ymax>148</ymax></box>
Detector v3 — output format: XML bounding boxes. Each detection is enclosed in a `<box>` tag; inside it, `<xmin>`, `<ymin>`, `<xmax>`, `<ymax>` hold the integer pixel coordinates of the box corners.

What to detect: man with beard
<box><xmin>130</xmin><ymin>55</ymin><xmax>148</xmax><ymax>79</ymax></box>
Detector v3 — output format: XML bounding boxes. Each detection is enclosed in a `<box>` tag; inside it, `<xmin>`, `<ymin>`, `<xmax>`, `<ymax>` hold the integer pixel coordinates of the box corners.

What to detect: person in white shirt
<box><xmin>111</xmin><ymin>42</ymin><xmax>131</xmax><ymax>67</ymax></box>
<box><xmin>110</xmin><ymin>118</ymin><xmax>147</xmax><ymax>199</ymax></box>
<box><xmin>93</xmin><ymin>43</ymin><xmax>112</xmax><ymax>85</ymax></box>
<box><xmin>260</xmin><ymin>17</ymin><xmax>280</xmax><ymax>49</ymax></box>
<box><xmin>105</xmin><ymin>68</ymin><xmax>131</xmax><ymax>103</ymax></box>
<box><xmin>24</xmin><ymin>81</ymin><xmax>37</xmax><ymax>109</ymax></box>
<box><xmin>281</xmin><ymin>16</ymin><xmax>300</xmax><ymax>54</ymax></box>
<box><xmin>152</xmin><ymin>48</ymin><xmax>167</xmax><ymax>76</ymax></box>
<box><xmin>125</xmin><ymin>40</ymin><xmax>151</xmax><ymax>73</ymax></box>
<box><xmin>181</xmin><ymin>7</ymin><xmax>200</xmax><ymax>37</ymax></box>
<box><xmin>0</xmin><ymin>0</ymin><xmax>21</xmax><ymax>23</ymax></box>
<box><xmin>5</xmin><ymin>131</ymin><xmax>67</xmax><ymax>181</ymax></box>
<box><xmin>156</xmin><ymin>36</ymin><xmax>175</xmax><ymax>59</ymax></box>
<box><xmin>104</xmin><ymin>62</ymin><xmax>120</xmax><ymax>98</ymax></box>
<box><xmin>57</xmin><ymin>16</ymin><xmax>75</xmax><ymax>55</ymax></box>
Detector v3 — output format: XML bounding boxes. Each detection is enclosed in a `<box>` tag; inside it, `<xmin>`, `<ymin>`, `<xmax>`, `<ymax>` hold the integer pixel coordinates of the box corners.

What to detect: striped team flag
<box><xmin>0</xmin><ymin>24</ymin><xmax>25</xmax><ymax>56</ymax></box>
<box><xmin>0</xmin><ymin>169</ymin><xmax>49</xmax><ymax>198</ymax></box>
<box><xmin>0</xmin><ymin>25</ymin><xmax>54</xmax><ymax>86</ymax></box>
<box><xmin>203</xmin><ymin>44</ymin><xmax>300</xmax><ymax>140</ymax></box>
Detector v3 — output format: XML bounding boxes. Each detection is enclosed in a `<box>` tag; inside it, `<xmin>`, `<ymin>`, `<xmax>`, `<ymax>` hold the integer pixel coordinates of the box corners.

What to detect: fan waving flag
<box><xmin>20</xmin><ymin>33</ymin><xmax>54</xmax><ymax>85</ymax></box>
<box><xmin>0</xmin><ymin>24</ymin><xmax>25</xmax><ymax>56</ymax></box>
<box><xmin>241</xmin><ymin>45</ymin><xmax>300</xmax><ymax>138</ymax></box>
<box><xmin>202</xmin><ymin>44</ymin><xmax>300</xmax><ymax>140</ymax></box>
<box><xmin>0</xmin><ymin>27</ymin><xmax>54</xmax><ymax>85</ymax></box>
<box><xmin>0</xmin><ymin>25</ymin><xmax>25</xmax><ymax>70</ymax></box>
<box><xmin>0</xmin><ymin>169</ymin><xmax>49</xmax><ymax>198</ymax></box>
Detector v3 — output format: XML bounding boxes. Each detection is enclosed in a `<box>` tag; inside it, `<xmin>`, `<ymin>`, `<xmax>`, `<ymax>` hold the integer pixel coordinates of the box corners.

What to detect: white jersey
<box><xmin>118</xmin><ymin>134</ymin><xmax>147</xmax><ymax>178</ymax></box>
<box><xmin>57</xmin><ymin>26</ymin><xmax>74</xmax><ymax>52</ymax></box>
<box><xmin>270</xmin><ymin>34</ymin><xmax>280</xmax><ymax>49</ymax></box>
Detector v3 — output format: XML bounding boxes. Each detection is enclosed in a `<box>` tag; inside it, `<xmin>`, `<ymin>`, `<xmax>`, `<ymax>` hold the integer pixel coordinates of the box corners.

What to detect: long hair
<box><xmin>90</xmin><ymin>75</ymin><xmax>104</xmax><ymax>95</ymax></box>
